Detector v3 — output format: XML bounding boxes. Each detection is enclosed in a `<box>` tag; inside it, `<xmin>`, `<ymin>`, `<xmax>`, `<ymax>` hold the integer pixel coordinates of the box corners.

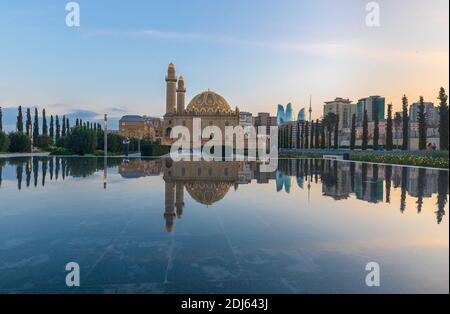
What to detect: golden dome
<box><xmin>186</xmin><ymin>90</ymin><xmax>233</xmax><ymax>114</ymax></box>
<box><xmin>185</xmin><ymin>182</ymin><xmax>232</xmax><ymax>206</ymax></box>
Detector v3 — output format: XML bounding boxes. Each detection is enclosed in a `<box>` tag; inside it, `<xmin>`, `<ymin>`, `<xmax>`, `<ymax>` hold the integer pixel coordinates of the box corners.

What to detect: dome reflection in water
<box><xmin>0</xmin><ymin>157</ymin><xmax>448</xmax><ymax>293</ymax></box>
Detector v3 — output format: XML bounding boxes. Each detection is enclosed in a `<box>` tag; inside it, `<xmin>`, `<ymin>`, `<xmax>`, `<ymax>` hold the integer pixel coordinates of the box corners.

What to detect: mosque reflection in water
<box><xmin>117</xmin><ymin>157</ymin><xmax>448</xmax><ymax>230</ymax></box>
<box><xmin>0</xmin><ymin>157</ymin><xmax>448</xmax><ymax>232</ymax></box>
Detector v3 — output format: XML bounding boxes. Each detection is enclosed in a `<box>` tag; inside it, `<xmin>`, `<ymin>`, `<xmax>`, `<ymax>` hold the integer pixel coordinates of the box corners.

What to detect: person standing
<box><xmin>123</xmin><ymin>137</ymin><xmax>130</xmax><ymax>157</ymax></box>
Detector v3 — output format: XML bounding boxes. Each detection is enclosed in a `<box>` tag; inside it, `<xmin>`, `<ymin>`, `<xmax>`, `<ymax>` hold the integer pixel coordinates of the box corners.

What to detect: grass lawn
<box><xmin>280</xmin><ymin>150</ymin><xmax>449</xmax><ymax>169</ymax></box>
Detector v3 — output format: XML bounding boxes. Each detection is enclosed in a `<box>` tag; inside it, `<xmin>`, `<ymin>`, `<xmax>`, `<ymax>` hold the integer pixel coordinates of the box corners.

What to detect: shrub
<box><xmin>34</xmin><ymin>135</ymin><xmax>53</xmax><ymax>149</ymax></box>
<box><xmin>55</xmin><ymin>136</ymin><xmax>66</xmax><ymax>148</ymax></box>
<box><xmin>8</xmin><ymin>132</ymin><xmax>31</xmax><ymax>152</ymax></box>
<box><xmin>141</xmin><ymin>144</ymin><xmax>171</xmax><ymax>157</ymax></box>
<box><xmin>93</xmin><ymin>150</ymin><xmax>117</xmax><ymax>156</ymax></box>
<box><xmin>49</xmin><ymin>146</ymin><xmax>72</xmax><ymax>156</ymax></box>
<box><xmin>64</xmin><ymin>126</ymin><xmax>97</xmax><ymax>155</ymax></box>
<box><xmin>350</xmin><ymin>154</ymin><xmax>448</xmax><ymax>169</ymax></box>
<box><xmin>0</xmin><ymin>131</ymin><xmax>10</xmax><ymax>152</ymax></box>
<box><xmin>96</xmin><ymin>132</ymin><xmax>127</xmax><ymax>153</ymax></box>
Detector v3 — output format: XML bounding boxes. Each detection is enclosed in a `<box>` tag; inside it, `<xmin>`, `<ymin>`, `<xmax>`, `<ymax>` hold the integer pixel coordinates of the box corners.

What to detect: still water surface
<box><xmin>0</xmin><ymin>157</ymin><xmax>448</xmax><ymax>293</ymax></box>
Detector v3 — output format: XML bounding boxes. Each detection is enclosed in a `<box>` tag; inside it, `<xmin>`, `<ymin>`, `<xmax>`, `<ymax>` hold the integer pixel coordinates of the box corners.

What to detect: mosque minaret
<box><xmin>165</xmin><ymin>63</ymin><xmax>177</xmax><ymax>114</ymax></box>
<box><xmin>176</xmin><ymin>76</ymin><xmax>186</xmax><ymax>114</ymax></box>
<box><xmin>175</xmin><ymin>182</ymin><xmax>185</xmax><ymax>219</ymax></box>
<box><xmin>164</xmin><ymin>180</ymin><xmax>176</xmax><ymax>232</ymax></box>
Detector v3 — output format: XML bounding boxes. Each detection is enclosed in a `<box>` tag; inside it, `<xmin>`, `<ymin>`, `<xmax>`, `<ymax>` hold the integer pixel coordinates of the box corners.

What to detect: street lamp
<box><xmin>103</xmin><ymin>114</ymin><xmax>108</xmax><ymax>189</ymax></box>
<box><xmin>104</xmin><ymin>114</ymin><xmax>108</xmax><ymax>155</ymax></box>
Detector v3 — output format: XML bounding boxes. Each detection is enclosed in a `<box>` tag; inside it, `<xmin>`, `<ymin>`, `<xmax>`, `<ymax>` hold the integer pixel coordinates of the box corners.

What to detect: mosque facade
<box><xmin>163</xmin><ymin>63</ymin><xmax>241</xmax><ymax>146</ymax></box>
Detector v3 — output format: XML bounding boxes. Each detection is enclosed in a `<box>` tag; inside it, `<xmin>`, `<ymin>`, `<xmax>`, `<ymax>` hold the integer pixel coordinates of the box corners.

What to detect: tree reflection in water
<box><xmin>0</xmin><ymin>157</ymin><xmax>448</xmax><ymax>228</ymax></box>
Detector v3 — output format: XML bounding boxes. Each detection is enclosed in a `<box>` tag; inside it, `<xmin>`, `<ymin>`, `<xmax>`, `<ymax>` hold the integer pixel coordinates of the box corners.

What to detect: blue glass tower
<box><xmin>285</xmin><ymin>103</ymin><xmax>293</xmax><ymax>122</ymax></box>
<box><xmin>276</xmin><ymin>104</ymin><xmax>285</xmax><ymax>125</ymax></box>
<box><xmin>297</xmin><ymin>108</ymin><xmax>305</xmax><ymax>121</ymax></box>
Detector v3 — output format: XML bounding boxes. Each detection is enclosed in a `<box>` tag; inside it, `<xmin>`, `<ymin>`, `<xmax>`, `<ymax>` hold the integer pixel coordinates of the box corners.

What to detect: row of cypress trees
<box><xmin>349</xmin><ymin>88</ymin><xmax>448</xmax><ymax>151</ymax></box>
<box><xmin>279</xmin><ymin>87</ymin><xmax>449</xmax><ymax>151</ymax></box>
<box><xmin>13</xmin><ymin>106</ymin><xmax>102</xmax><ymax>144</ymax></box>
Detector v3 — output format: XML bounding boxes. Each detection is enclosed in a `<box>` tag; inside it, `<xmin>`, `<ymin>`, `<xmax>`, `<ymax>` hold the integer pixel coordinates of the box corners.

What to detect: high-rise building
<box><xmin>323</xmin><ymin>97</ymin><xmax>356</xmax><ymax>129</ymax></box>
<box><xmin>356</xmin><ymin>96</ymin><xmax>385</xmax><ymax>126</ymax></box>
<box><xmin>297</xmin><ymin>108</ymin><xmax>305</xmax><ymax>121</ymax></box>
<box><xmin>254</xmin><ymin>112</ymin><xmax>277</xmax><ymax>136</ymax></box>
<box><xmin>285</xmin><ymin>103</ymin><xmax>293</xmax><ymax>122</ymax></box>
<box><xmin>276</xmin><ymin>104</ymin><xmax>285</xmax><ymax>125</ymax></box>
<box><xmin>409</xmin><ymin>101</ymin><xmax>439</xmax><ymax>127</ymax></box>
<box><xmin>239</xmin><ymin>111</ymin><xmax>253</xmax><ymax>128</ymax></box>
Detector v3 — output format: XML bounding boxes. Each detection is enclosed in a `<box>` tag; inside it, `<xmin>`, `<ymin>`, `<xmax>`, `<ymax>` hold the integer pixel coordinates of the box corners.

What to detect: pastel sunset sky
<box><xmin>0</xmin><ymin>0</ymin><xmax>448</xmax><ymax>129</ymax></box>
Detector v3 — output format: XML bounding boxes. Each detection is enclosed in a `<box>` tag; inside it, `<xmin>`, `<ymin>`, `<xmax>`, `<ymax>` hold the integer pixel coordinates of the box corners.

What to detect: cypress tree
<box><xmin>315</xmin><ymin>119</ymin><xmax>320</xmax><ymax>148</ymax></box>
<box><xmin>333</xmin><ymin>115</ymin><xmax>339</xmax><ymax>149</ymax></box>
<box><xmin>76</xmin><ymin>118</ymin><xmax>79</xmax><ymax>127</ymax></box>
<box><xmin>17</xmin><ymin>106</ymin><xmax>24</xmax><ymax>132</ymax></box>
<box><xmin>62</xmin><ymin>115</ymin><xmax>66</xmax><ymax>137</ymax></box>
<box><xmin>280</xmin><ymin>128</ymin><xmax>283</xmax><ymax>148</ymax></box>
<box><xmin>285</xmin><ymin>127</ymin><xmax>289</xmax><ymax>148</ymax></box>
<box><xmin>278</xmin><ymin>128</ymin><xmax>281</xmax><ymax>149</ymax></box>
<box><xmin>320</xmin><ymin>124</ymin><xmax>325</xmax><ymax>148</ymax></box>
<box><xmin>66</xmin><ymin>117</ymin><xmax>70</xmax><ymax>135</ymax></box>
<box><xmin>373</xmin><ymin>105</ymin><xmax>379</xmax><ymax>151</ymax></box>
<box><xmin>33</xmin><ymin>108</ymin><xmax>39</xmax><ymax>143</ymax></box>
<box><xmin>350</xmin><ymin>114</ymin><xmax>356</xmax><ymax>150</ymax></box>
<box><xmin>362</xmin><ymin>109</ymin><xmax>369</xmax><ymax>150</ymax></box>
<box><xmin>437</xmin><ymin>87</ymin><xmax>449</xmax><ymax>150</ymax></box>
<box><xmin>386</xmin><ymin>104</ymin><xmax>393</xmax><ymax>151</ymax></box>
<box><xmin>49</xmin><ymin>115</ymin><xmax>54</xmax><ymax>139</ymax></box>
<box><xmin>26</xmin><ymin>108</ymin><xmax>32</xmax><ymax>138</ymax></box>
<box><xmin>55</xmin><ymin>115</ymin><xmax>61</xmax><ymax>139</ymax></box>
<box><xmin>290</xmin><ymin>125</ymin><xmax>294</xmax><ymax>148</ymax></box>
<box><xmin>42</xmin><ymin>109</ymin><xmax>48</xmax><ymax>136</ymax></box>
<box><xmin>304</xmin><ymin>121</ymin><xmax>309</xmax><ymax>149</ymax></box>
<box><xmin>0</xmin><ymin>106</ymin><xmax>2</xmax><ymax>131</ymax></box>
<box><xmin>300</xmin><ymin>123</ymin><xmax>305</xmax><ymax>149</ymax></box>
<box><xmin>418</xmin><ymin>96</ymin><xmax>427</xmax><ymax>150</ymax></box>
<box><xmin>402</xmin><ymin>95</ymin><xmax>409</xmax><ymax>150</ymax></box>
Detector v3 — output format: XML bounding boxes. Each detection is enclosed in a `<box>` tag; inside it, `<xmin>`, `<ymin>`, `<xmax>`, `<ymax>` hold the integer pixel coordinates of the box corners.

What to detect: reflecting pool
<box><xmin>0</xmin><ymin>157</ymin><xmax>448</xmax><ymax>293</ymax></box>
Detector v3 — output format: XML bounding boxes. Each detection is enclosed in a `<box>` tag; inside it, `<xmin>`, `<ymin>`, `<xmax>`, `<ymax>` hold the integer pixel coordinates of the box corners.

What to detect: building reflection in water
<box><xmin>0</xmin><ymin>157</ymin><xmax>448</xmax><ymax>230</ymax></box>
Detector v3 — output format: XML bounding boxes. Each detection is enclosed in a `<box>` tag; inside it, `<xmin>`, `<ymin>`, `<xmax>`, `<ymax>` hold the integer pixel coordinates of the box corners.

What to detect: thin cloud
<box><xmin>90</xmin><ymin>28</ymin><xmax>447</xmax><ymax>65</ymax></box>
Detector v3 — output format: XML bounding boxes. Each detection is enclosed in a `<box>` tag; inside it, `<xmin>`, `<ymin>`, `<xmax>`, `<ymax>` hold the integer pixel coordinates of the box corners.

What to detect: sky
<box><xmin>0</xmin><ymin>0</ymin><xmax>448</xmax><ymax>130</ymax></box>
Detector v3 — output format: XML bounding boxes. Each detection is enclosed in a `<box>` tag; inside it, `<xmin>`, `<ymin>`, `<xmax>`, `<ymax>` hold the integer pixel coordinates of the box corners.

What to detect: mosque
<box><xmin>163</xmin><ymin>63</ymin><xmax>241</xmax><ymax>146</ymax></box>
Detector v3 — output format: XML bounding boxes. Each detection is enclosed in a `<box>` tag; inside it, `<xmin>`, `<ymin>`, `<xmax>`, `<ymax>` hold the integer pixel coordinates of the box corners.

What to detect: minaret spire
<box><xmin>166</xmin><ymin>63</ymin><xmax>177</xmax><ymax>114</ymax></box>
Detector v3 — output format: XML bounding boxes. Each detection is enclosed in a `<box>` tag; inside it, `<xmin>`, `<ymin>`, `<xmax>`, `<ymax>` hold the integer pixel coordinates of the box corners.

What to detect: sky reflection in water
<box><xmin>0</xmin><ymin>157</ymin><xmax>448</xmax><ymax>293</ymax></box>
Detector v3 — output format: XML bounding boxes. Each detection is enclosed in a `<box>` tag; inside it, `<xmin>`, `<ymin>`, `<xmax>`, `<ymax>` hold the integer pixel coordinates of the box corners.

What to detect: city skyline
<box><xmin>0</xmin><ymin>0</ymin><xmax>449</xmax><ymax>130</ymax></box>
